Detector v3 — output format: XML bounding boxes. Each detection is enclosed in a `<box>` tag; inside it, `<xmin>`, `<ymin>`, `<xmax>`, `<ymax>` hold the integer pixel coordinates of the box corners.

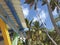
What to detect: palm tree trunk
<box><xmin>43</xmin><ymin>30</ymin><xmax>57</xmax><ymax>45</ymax></box>
<box><xmin>46</xmin><ymin>0</ymin><xmax>60</xmax><ymax>35</ymax></box>
<box><xmin>57</xmin><ymin>0</ymin><xmax>60</xmax><ymax>14</ymax></box>
<box><xmin>46</xmin><ymin>31</ymin><xmax>57</xmax><ymax>45</ymax></box>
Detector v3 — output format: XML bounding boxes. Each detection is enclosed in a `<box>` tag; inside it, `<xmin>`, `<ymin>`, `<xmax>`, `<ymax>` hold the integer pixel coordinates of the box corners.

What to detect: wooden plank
<box><xmin>0</xmin><ymin>18</ymin><xmax>12</xmax><ymax>45</ymax></box>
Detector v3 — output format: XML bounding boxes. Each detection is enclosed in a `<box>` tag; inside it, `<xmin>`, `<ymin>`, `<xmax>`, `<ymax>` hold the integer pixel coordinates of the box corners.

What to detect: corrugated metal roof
<box><xmin>0</xmin><ymin>0</ymin><xmax>18</xmax><ymax>27</ymax></box>
<box><xmin>0</xmin><ymin>0</ymin><xmax>27</xmax><ymax>29</ymax></box>
<box><xmin>10</xmin><ymin>0</ymin><xmax>27</xmax><ymax>28</ymax></box>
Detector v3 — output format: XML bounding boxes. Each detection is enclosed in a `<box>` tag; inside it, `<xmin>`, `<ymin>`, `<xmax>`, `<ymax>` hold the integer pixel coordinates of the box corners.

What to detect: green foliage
<box><xmin>17</xmin><ymin>18</ymin><xmax>60</xmax><ymax>45</ymax></box>
<box><xmin>33</xmin><ymin>21</ymin><xmax>40</xmax><ymax>29</ymax></box>
<box><xmin>24</xmin><ymin>0</ymin><xmax>38</xmax><ymax>10</ymax></box>
<box><xmin>25</xmin><ymin>30</ymin><xmax>60</xmax><ymax>45</ymax></box>
<box><xmin>25</xmin><ymin>19</ymin><xmax>30</xmax><ymax>28</ymax></box>
<box><xmin>24</xmin><ymin>0</ymin><xmax>59</xmax><ymax>11</ymax></box>
<box><xmin>13</xmin><ymin>32</ymin><xmax>18</xmax><ymax>40</ymax></box>
<box><xmin>42</xmin><ymin>0</ymin><xmax>47</xmax><ymax>5</ymax></box>
<box><xmin>25</xmin><ymin>18</ymin><xmax>33</xmax><ymax>28</ymax></box>
<box><xmin>23</xmin><ymin>0</ymin><xmax>60</xmax><ymax>45</ymax></box>
<box><xmin>50</xmin><ymin>0</ymin><xmax>58</xmax><ymax>11</ymax></box>
<box><xmin>25</xmin><ymin>18</ymin><xmax>60</xmax><ymax>45</ymax></box>
<box><xmin>17</xmin><ymin>38</ymin><xmax>23</xmax><ymax>45</ymax></box>
<box><xmin>24</xmin><ymin>0</ymin><xmax>34</xmax><ymax>4</ymax></box>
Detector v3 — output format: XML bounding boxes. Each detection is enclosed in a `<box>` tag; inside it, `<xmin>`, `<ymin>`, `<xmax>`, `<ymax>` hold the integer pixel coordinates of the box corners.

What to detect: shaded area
<box><xmin>0</xmin><ymin>29</ymin><xmax>14</xmax><ymax>41</ymax></box>
<box><xmin>0</xmin><ymin>36</ymin><xmax>4</xmax><ymax>41</ymax></box>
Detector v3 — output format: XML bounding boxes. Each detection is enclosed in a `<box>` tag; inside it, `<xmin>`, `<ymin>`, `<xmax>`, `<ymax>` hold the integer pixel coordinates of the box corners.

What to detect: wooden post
<box><xmin>0</xmin><ymin>18</ymin><xmax>11</xmax><ymax>45</ymax></box>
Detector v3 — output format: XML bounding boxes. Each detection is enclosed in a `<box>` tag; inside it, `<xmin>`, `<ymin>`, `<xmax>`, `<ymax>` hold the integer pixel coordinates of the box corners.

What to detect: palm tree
<box><xmin>33</xmin><ymin>21</ymin><xmax>57</xmax><ymax>45</ymax></box>
<box><xmin>44</xmin><ymin>30</ymin><xmax>57</xmax><ymax>45</ymax></box>
<box><xmin>25</xmin><ymin>18</ymin><xmax>33</xmax><ymax>45</ymax></box>
<box><xmin>33</xmin><ymin>21</ymin><xmax>40</xmax><ymax>30</ymax></box>
<box><xmin>24</xmin><ymin>0</ymin><xmax>59</xmax><ymax>45</ymax></box>
<box><xmin>25</xmin><ymin>18</ymin><xmax>33</xmax><ymax>33</ymax></box>
<box><xmin>25</xmin><ymin>19</ymin><xmax>30</xmax><ymax>38</ymax></box>
<box><xmin>46</xmin><ymin>0</ymin><xmax>60</xmax><ymax>35</ymax></box>
<box><xmin>55</xmin><ymin>15</ymin><xmax>60</xmax><ymax>22</ymax></box>
<box><xmin>24</xmin><ymin>0</ymin><xmax>60</xmax><ymax>35</ymax></box>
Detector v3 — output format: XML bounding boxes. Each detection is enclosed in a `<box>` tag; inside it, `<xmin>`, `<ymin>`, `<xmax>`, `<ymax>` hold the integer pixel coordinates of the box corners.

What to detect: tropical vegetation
<box><xmin>17</xmin><ymin>0</ymin><xmax>60</xmax><ymax>45</ymax></box>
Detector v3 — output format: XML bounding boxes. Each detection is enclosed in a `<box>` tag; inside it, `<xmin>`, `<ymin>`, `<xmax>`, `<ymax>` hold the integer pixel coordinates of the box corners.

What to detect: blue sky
<box><xmin>20</xmin><ymin>0</ymin><xmax>59</xmax><ymax>30</ymax></box>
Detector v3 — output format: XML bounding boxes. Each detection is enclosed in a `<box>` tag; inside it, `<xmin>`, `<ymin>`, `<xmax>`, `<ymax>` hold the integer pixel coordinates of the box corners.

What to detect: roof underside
<box><xmin>0</xmin><ymin>0</ymin><xmax>27</xmax><ymax>29</ymax></box>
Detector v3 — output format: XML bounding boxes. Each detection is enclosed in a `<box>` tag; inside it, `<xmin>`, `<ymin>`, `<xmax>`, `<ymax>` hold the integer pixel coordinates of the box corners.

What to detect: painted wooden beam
<box><xmin>0</xmin><ymin>18</ymin><xmax>11</xmax><ymax>45</ymax></box>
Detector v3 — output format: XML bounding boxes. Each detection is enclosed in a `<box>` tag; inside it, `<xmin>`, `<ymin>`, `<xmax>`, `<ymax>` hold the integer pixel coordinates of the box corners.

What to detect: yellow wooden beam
<box><xmin>0</xmin><ymin>18</ymin><xmax>11</xmax><ymax>45</ymax></box>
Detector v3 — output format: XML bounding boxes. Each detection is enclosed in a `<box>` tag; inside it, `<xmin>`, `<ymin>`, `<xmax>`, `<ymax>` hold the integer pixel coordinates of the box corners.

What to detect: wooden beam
<box><xmin>0</xmin><ymin>18</ymin><xmax>11</xmax><ymax>45</ymax></box>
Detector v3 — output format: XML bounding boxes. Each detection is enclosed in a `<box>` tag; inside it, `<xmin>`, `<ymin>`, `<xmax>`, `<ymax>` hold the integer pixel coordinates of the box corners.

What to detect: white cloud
<box><xmin>52</xmin><ymin>7</ymin><xmax>58</xmax><ymax>16</ymax></box>
<box><xmin>22</xmin><ymin>7</ymin><xmax>29</xmax><ymax>18</ymax></box>
<box><xmin>39</xmin><ymin>10</ymin><xmax>46</xmax><ymax>22</ymax></box>
<box><xmin>36</xmin><ymin>8</ymin><xmax>46</xmax><ymax>22</ymax></box>
<box><xmin>33</xmin><ymin>10</ymin><xmax>46</xmax><ymax>23</ymax></box>
<box><xmin>36</xmin><ymin>8</ymin><xmax>41</xmax><ymax>12</ymax></box>
<box><xmin>33</xmin><ymin>17</ymin><xmax>38</xmax><ymax>22</ymax></box>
